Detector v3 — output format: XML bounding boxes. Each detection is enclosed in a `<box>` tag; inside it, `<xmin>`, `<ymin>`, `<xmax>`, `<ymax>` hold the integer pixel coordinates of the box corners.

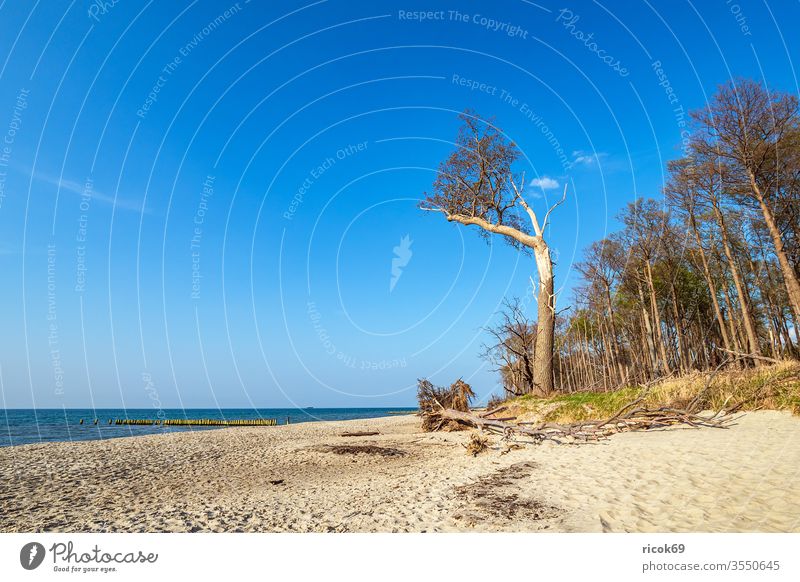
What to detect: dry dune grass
<box><xmin>648</xmin><ymin>360</ymin><xmax>800</xmax><ymax>412</ymax></box>
<box><xmin>503</xmin><ymin>361</ymin><xmax>800</xmax><ymax>425</ymax></box>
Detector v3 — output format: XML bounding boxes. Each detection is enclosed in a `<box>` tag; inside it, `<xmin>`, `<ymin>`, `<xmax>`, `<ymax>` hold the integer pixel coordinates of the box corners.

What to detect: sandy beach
<box><xmin>1</xmin><ymin>411</ymin><xmax>798</xmax><ymax>533</ymax></box>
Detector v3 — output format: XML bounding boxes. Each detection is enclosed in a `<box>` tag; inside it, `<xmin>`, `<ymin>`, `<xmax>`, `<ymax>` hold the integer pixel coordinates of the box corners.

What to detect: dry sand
<box><xmin>1</xmin><ymin>411</ymin><xmax>798</xmax><ymax>532</ymax></box>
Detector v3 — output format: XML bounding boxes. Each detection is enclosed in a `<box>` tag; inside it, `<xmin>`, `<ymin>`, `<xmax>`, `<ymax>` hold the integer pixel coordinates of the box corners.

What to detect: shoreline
<box><xmin>1</xmin><ymin>411</ymin><xmax>798</xmax><ymax>532</ymax></box>
<box><xmin>0</xmin><ymin>407</ymin><xmax>417</xmax><ymax>449</ymax></box>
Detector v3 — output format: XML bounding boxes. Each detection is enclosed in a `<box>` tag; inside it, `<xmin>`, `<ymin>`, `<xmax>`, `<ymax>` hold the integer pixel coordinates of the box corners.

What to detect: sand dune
<box><xmin>1</xmin><ymin>411</ymin><xmax>798</xmax><ymax>532</ymax></box>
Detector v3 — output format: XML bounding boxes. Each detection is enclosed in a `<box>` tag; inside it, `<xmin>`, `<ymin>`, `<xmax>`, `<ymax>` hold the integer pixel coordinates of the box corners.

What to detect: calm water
<box><xmin>0</xmin><ymin>408</ymin><xmax>416</xmax><ymax>447</ymax></box>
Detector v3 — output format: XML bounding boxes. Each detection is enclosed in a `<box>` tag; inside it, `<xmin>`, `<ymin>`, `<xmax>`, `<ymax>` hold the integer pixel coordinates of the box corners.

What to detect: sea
<box><xmin>0</xmin><ymin>408</ymin><xmax>417</xmax><ymax>447</ymax></box>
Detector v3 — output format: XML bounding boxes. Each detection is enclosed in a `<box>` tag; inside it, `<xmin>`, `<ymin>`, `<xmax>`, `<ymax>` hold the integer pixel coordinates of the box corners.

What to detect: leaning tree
<box><xmin>420</xmin><ymin>112</ymin><xmax>566</xmax><ymax>396</ymax></box>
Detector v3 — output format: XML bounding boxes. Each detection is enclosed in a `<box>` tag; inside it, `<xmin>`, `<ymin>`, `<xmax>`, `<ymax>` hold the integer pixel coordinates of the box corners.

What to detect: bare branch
<box><xmin>447</xmin><ymin>213</ymin><xmax>538</xmax><ymax>248</ymax></box>
<box><xmin>541</xmin><ymin>183</ymin><xmax>568</xmax><ymax>233</ymax></box>
<box><xmin>508</xmin><ymin>173</ymin><xmax>545</xmax><ymax>236</ymax></box>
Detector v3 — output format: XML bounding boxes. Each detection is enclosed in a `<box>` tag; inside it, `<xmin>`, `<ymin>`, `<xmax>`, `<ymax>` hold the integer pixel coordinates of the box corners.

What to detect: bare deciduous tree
<box><xmin>692</xmin><ymin>79</ymin><xmax>800</xmax><ymax>323</ymax></box>
<box><xmin>481</xmin><ymin>298</ymin><xmax>537</xmax><ymax>397</ymax></box>
<box><xmin>421</xmin><ymin>111</ymin><xmax>566</xmax><ymax>396</ymax></box>
<box><xmin>419</xmin><ymin>81</ymin><xmax>799</xmax><ymax>401</ymax></box>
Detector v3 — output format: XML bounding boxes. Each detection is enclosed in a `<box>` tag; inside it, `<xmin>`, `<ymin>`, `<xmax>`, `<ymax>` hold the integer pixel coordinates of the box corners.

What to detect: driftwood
<box><xmin>463</xmin><ymin>433</ymin><xmax>489</xmax><ymax>456</ymax></box>
<box><xmin>417</xmin><ymin>378</ymin><xmax>476</xmax><ymax>431</ymax></box>
<box><xmin>430</xmin><ymin>397</ymin><xmax>734</xmax><ymax>445</ymax></box>
<box><xmin>340</xmin><ymin>431</ymin><xmax>380</xmax><ymax>437</ymax></box>
<box><xmin>433</xmin><ymin>354</ymin><xmax>753</xmax><ymax>445</ymax></box>
<box><xmin>420</xmin><ymin>347</ymin><xmax>789</xmax><ymax>445</ymax></box>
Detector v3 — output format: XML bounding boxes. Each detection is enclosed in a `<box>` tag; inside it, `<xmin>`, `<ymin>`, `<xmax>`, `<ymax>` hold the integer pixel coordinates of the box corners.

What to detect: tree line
<box><xmin>422</xmin><ymin>79</ymin><xmax>800</xmax><ymax>398</ymax></box>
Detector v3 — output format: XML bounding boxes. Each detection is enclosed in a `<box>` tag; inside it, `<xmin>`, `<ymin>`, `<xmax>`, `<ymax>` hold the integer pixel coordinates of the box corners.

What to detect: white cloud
<box><xmin>529</xmin><ymin>176</ymin><xmax>560</xmax><ymax>190</ymax></box>
<box><xmin>570</xmin><ymin>150</ymin><xmax>607</xmax><ymax>167</ymax></box>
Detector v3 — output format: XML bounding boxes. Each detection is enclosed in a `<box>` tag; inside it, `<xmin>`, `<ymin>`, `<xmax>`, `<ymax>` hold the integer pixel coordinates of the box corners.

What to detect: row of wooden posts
<box><xmin>78</xmin><ymin>418</ymin><xmax>281</xmax><ymax>426</ymax></box>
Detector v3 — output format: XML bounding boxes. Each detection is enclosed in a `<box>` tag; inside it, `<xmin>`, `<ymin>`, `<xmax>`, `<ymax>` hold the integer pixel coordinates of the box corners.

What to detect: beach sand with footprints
<box><xmin>1</xmin><ymin>411</ymin><xmax>798</xmax><ymax>533</ymax></box>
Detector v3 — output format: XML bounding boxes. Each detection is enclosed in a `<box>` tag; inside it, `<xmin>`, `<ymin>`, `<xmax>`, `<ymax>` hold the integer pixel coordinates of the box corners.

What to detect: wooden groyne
<box><xmin>79</xmin><ymin>418</ymin><xmax>278</xmax><ymax>427</ymax></box>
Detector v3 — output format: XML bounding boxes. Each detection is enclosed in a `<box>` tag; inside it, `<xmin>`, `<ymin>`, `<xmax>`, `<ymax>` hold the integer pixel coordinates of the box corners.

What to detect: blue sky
<box><xmin>0</xmin><ymin>0</ymin><xmax>798</xmax><ymax>408</ymax></box>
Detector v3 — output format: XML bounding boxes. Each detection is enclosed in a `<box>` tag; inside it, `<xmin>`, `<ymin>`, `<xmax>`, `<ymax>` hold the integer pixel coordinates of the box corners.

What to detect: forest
<box><xmin>423</xmin><ymin>78</ymin><xmax>800</xmax><ymax>400</ymax></box>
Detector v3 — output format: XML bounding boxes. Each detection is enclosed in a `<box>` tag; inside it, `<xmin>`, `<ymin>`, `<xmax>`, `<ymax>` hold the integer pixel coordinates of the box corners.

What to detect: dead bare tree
<box><xmin>481</xmin><ymin>298</ymin><xmax>538</xmax><ymax>397</ymax></box>
<box><xmin>421</xmin><ymin>111</ymin><xmax>566</xmax><ymax>396</ymax></box>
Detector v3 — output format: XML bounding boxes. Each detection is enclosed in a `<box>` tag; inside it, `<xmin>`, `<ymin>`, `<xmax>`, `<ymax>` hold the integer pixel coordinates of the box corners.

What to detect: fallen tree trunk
<box><xmin>433</xmin><ymin>403</ymin><xmax>734</xmax><ymax>445</ymax></box>
<box><xmin>422</xmin><ymin>351</ymin><xmax>771</xmax><ymax>445</ymax></box>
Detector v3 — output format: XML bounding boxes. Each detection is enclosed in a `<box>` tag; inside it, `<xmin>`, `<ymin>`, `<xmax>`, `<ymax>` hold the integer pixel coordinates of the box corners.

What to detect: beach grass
<box><xmin>501</xmin><ymin>361</ymin><xmax>800</xmax><ymax>425</ymax></box>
